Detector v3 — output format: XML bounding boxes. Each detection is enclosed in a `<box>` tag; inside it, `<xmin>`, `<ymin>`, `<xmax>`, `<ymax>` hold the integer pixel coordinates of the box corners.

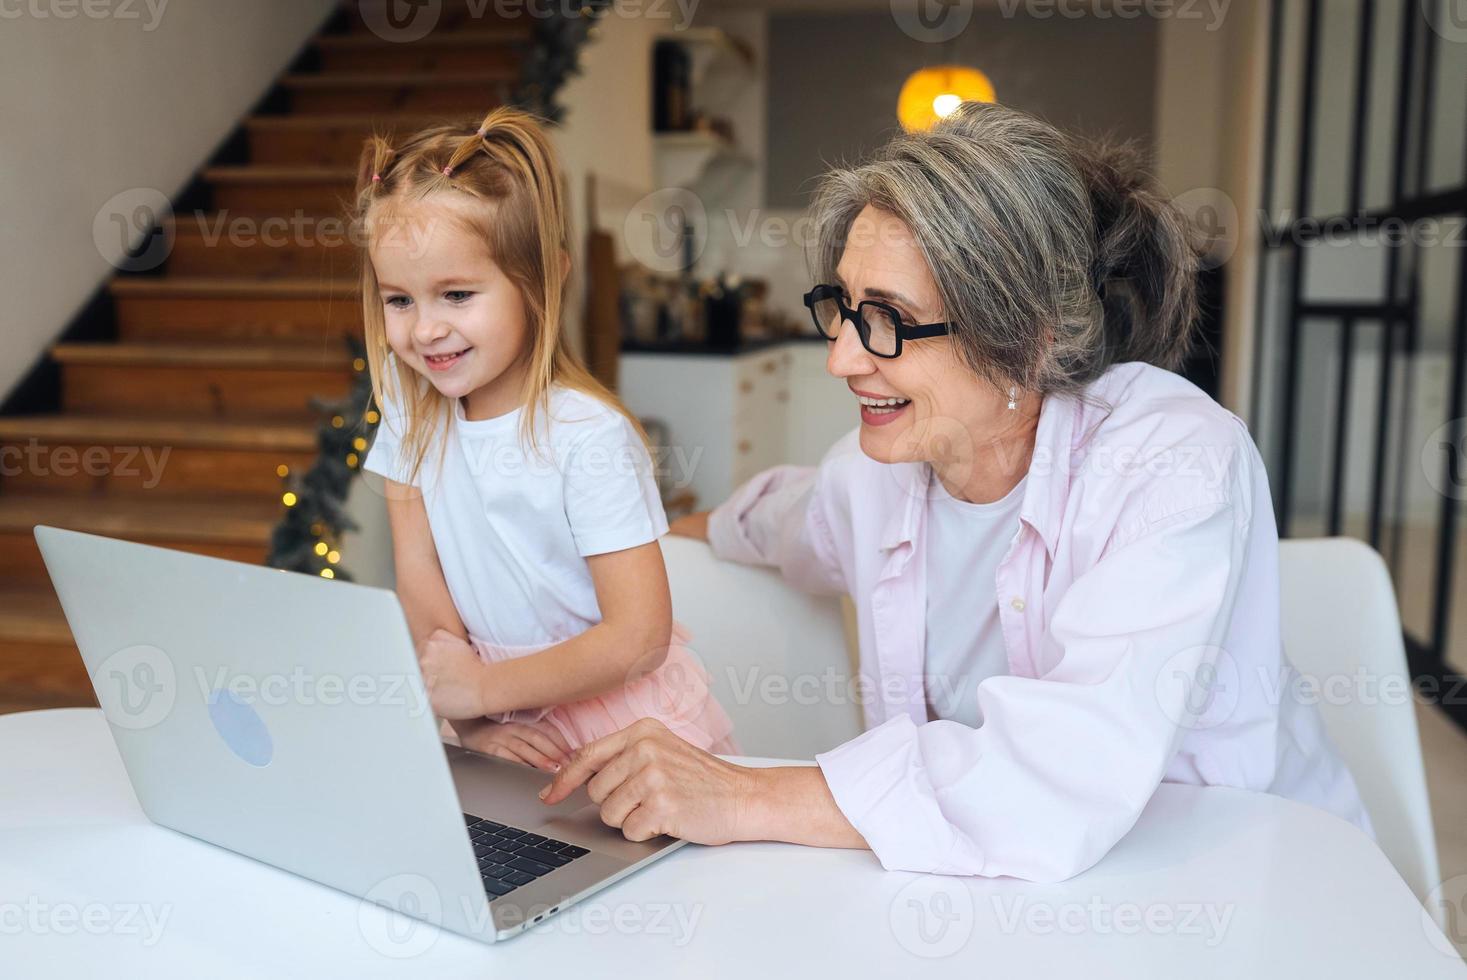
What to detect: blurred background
<box><xmin>0</xmin><ymin>0</ymin><xmax>1464</xmax><ymax>945</ymax></box>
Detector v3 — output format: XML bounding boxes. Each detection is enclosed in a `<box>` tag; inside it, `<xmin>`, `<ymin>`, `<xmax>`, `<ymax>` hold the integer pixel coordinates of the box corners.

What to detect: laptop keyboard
<box><xmin>463</xmin><ymin>812</ymin><xmax>590</xmax><ymax>899</ymax></box>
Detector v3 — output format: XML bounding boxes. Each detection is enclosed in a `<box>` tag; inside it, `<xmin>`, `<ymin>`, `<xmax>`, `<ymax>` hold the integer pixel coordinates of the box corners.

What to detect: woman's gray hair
<box><xmin>809</xmin><ymin>101</ymin><xmax>1201</xmax><ymax>394</ymax></box>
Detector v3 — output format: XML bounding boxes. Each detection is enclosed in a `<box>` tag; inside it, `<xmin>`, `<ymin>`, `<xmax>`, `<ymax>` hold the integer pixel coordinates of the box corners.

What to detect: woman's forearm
<box><xmin>740</xmin><ymin>765</ymin><xmax>870</xmax><ymax>850</ymax></box>
<box><xmin>476</xmin><ymin>619</ymin><xmax>670</xmax><ymax>716</ymax></box>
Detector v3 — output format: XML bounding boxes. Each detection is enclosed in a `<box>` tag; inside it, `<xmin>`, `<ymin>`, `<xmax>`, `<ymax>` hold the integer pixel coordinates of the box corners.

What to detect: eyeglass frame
<box><xmin>801</xmin><ymin>283</ymin><xmax>951</xmax><ymax>358</ymax></box>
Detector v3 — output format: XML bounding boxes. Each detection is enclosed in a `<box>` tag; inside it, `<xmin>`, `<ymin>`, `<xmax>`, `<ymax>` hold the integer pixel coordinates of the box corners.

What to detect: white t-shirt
<box><xmin>922</xmin><ymin>473</ymin><xmax>1026</xmax><ymax>727</ymax></box>
<box><xmin>363</xmin><ymin>375</ymin><xmax>668</xmax><ymax>648</ymax></box>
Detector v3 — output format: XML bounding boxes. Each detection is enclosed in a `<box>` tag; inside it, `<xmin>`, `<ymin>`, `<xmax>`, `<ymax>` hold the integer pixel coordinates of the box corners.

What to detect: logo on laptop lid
<box><xmin>206</xmin><ymin>688</ymin><xmax>274</xmax><ymax>767</ymax></box>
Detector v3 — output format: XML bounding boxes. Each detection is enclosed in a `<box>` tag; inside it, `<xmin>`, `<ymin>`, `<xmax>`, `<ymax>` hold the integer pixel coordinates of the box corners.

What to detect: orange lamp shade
<box><xmin>897</xmin><ymin>65</ymin><xmax>996</xmax><ymax>132</ymax></box>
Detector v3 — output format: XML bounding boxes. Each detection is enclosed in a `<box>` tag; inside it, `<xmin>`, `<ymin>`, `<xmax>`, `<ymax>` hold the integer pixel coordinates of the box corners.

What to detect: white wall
<box><xmin>0</xmin><ymin>0</ymin><xmax>337</xmax><ymax>401</ymax></box>
<box><xmin>551</xmin><ymin>1</ymin><xmax>663</xmax><ymax>357</ymax></box>
<box><xmin>1151</xmin><ymin>0</ymin><xmax>1272</xmax><ymax>419</ymax></box>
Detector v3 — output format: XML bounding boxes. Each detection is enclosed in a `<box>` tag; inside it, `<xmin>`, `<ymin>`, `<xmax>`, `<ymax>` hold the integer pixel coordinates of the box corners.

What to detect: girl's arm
<box><xmin>383</xmin><ymin>479</ymin><xmax>509</xmax><ymax>750</ymax></box>
<box><xmin>383</xmin><ymin>478</ymin><xmax>466</xmax><ymax>648</ymax></box>
<box><xmin>469</xmin><ymin>540</ymin><xmax>674</xmax><ymax>716</ymax></box>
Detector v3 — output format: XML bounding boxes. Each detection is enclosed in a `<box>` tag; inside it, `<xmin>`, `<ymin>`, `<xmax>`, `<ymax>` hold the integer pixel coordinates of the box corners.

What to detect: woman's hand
<box><xmin>667</xmin><ymin>511</ymin><xmax>711</xmax><ymax>540</ymax></box>
<box><xmin>538</xmin><ymin>718</ymin><xmax>755</xmax><ymax>844</ymax></box>
<box><xmin>458</xmin><ymin>718</ymin><xmax>571</xmax><ymax>772</ymax></box>
<box><xmin>417</xmin><ymin>627</ymin><xmax>492</xmax><ymax>720</ymax></box>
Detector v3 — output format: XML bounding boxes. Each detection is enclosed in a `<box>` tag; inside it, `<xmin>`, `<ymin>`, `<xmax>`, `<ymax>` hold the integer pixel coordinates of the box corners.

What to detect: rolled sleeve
<box><xmin>707</xmin><ymin>464</ymin><xmax>846</xmax><ymax>596</ymax></box>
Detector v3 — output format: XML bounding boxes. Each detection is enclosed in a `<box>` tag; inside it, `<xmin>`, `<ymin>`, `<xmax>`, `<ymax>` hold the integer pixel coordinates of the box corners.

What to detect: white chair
<box><xmin>661</xmin><ymin>536</ymin><xmax>863</xmax><ymax>759</ymax></box>
<box><xmin>1278</xmin><ymin>537</ymin><xmax>1442</xmax><ymax>903</ymax></box>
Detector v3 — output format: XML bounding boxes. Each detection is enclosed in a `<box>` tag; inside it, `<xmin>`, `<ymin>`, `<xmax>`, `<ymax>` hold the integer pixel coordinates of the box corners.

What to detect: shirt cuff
<box><xmin>815</xmin><ymin>714</ymin><xmax>981</xmax><ymax>875</ymax></box>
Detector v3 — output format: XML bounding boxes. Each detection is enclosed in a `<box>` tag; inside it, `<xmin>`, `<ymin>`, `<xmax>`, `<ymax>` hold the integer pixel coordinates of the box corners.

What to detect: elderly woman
<box><xmin>539</xmin><ymin>102</ymin><xmax>1370</xmax><ymax>881</ymax></box>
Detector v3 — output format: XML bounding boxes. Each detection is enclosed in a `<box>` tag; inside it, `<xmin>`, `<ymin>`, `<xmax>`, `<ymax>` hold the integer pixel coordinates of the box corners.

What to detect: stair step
<box><xmin>245</xmin><ymin>112</ymin><xmax>468</xmax><ymax>167</ymax></box>
<box><xmin>0</xmin><ymin>586</ymin><xmax>92</xmax><ymax>710</ymax></box>
<box><xmin>162</xmin><ymin>210</ymin><xmax>360</xmax><ymax>277</ymax></box>
<box><xmin>52</xmin><ymin>342</ymin><xmax>357</xmax><ymax>419</ymax></box>
<box><xmin>203</xmin><ymin>165</ymin><xmax>357</xmax><ymax>214</ymax></box>
<box><xmin>281</xmin><ymin>72</ymin><xmax>512</xmax><ymax>114</ymax></box>
<box><xmin>111</xmin><ymin>276</ymin><xmax>357</xmax><ymax>298</ymax></box>
<box><xmin>0</xmin><ymin>414</ymin><xmax>322</xmax><ymax>498</ymax></box>
<box><xmin>314</xmin><ymin>31</ymin><xmax>525</xmax><ymax>73</ymax></box>
<box><xmin>340</xmin><ymin>0</ymin><xmax>534</xmax><ymax>35</ymax></box>
<box><xmin>51</xmin><ymin>340</ymin><xmax>355</xmax><ymax>369</ymax></box>
<box><xmin>0</xmin><ymin>493</ymin><xmax>283</xmax><ymax>589</ymax></box>
<box><xmin>110</xmin><ymin>276</ymin><xmax>360</xmax><ymax>343</ymax></box>
<box><xmin>0</xmin><ymin>586</ymin><xmax>71</xmax><ymax>646</ymax></box>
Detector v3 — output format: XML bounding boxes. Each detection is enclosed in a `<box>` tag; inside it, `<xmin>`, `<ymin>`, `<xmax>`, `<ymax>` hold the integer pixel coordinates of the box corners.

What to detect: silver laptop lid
<box><xmin>33</xmin><ymin>524</ymin><xmax>495</xmax><ymax>942</ymax></box>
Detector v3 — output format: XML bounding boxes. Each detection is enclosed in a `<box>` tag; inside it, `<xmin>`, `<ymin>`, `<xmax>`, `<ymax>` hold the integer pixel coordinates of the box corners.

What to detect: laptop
<box><xmin>33</xmin><ymin>524</ymin><xmax>687</xmax><ymax>944</ymax></box>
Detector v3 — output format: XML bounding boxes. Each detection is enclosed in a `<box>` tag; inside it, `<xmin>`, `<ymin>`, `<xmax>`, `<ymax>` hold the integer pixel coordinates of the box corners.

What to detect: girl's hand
<box><xmin>460</xmin><ymin>719</ymin><xmax>572</xmax><ymax>772</ymax></box>
<box><xmin>667</xmin><ymin>511</ymin><xmax>711</xmax><ymax>540</ymax></box>
<box><xmin>418</xmin><ymin>628</ymin><xmax>492</xmax><ymax>720</ymax></box>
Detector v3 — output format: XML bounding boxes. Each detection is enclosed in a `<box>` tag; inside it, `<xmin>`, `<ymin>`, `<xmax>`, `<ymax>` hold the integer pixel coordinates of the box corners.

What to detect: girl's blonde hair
<box><xmin>350</xmin><ymin>106</ymin><xmax>645</xmax><ymax>485</ymax></box>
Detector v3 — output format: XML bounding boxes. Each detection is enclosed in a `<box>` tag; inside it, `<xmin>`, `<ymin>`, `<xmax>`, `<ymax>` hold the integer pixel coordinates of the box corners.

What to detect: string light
<box><xmin>327</xmin><ymin>550</ymin><xmax>340</xmax><ymax>564</ymax></box>
<box><xmin>320</xmin><ymin>568</ymin><xmax>335</xmax><ymax>579</ymax></box>
<box><xmin>366</xmin><ymin>410</ymin><xmax>380</xmax><ymax>424</ymax></box>
<box><xmin>352</xmin><ymin>357</ymin><xmax>366</xmax><ymax>371</ymax></box>
<box><xmin>352</xmin><ymin>437</ymin><xmax>367</xmax><ymax>451</ymax></box>
<box><xmin>331</xmin><ymin>415</ymin><xmax>345</xmax><ymax>428</ymax></box>
<box><xmin>314</xmin><ymin>542</ymin><xmax>328</xmax><ymax>556</ymax></box>
<box><xmin>276</xmin><ymin>464</ymin><xmax>289</xmax><ymax>478</ymax></box>
<box><xmin>346</xmin><ymin>453</ymin><xmax>359</xmax><ymax>467</ymax></box>
<box><xmin>282</xmin><ymin>492</ymin><xmax>297</xmax><ymax>507</ymax></box>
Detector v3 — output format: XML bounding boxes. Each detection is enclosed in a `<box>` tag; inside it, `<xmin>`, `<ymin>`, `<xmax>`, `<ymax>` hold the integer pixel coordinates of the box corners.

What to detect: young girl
<box><xmin>352</xmin><ymin>107</ymin><xmax>738</xmax><ymax>769</ymax></box>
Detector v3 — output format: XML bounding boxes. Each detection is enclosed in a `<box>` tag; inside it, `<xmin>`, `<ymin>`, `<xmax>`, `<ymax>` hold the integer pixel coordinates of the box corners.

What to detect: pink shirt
<box><xmin>708</xmin><ymin>362</ymin><xmax>1371</xmax><ymax>881</ymax></box>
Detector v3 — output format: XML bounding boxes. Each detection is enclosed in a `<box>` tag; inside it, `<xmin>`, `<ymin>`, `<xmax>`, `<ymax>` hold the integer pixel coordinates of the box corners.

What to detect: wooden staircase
<box><xmin>0</xmin><ymin>1</ymin><xmax>532</xmax><ymax>713</ymax></box>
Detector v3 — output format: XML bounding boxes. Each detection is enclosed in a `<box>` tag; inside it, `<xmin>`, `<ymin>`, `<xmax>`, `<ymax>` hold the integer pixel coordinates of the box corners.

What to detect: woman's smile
<box><xmin>852</xmin><ymin>387</ymin><xmax>911</xmax><ymax>426</ymax></box>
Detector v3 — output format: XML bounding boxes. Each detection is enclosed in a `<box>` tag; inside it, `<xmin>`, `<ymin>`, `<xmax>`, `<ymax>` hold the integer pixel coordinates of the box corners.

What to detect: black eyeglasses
<box><xmin>802</xmin><ymin>284</ymin><xmax>951</xmax><ymax>358</ymax></box>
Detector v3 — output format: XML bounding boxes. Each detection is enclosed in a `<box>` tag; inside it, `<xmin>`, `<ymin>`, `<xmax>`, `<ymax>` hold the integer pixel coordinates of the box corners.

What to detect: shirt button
<box><xmin>1010</xmin><ymin>597</ymin><xmax>1026</xmax><ymax>612</ymax></box>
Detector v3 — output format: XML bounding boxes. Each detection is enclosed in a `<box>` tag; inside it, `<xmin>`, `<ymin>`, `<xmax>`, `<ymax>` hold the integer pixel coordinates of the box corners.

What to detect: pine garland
<box><xmin>266</xmin><ymin>335</ymin><xmax>372</xmax><ymax>581</ymax></box>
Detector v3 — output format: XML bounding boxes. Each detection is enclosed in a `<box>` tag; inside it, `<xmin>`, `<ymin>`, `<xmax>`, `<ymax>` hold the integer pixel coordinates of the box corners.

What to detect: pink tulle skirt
<box><xmin>441</xmin><ymin>621</ymin><xmax>740</xmax><ymax>756</ymax></box>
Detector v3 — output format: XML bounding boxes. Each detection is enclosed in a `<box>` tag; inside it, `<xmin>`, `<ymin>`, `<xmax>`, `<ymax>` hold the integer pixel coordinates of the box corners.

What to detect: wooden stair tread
<box><xmin>244</xmin><ymin>112</ymin><xmax>469</xmax><ymax>130</ymax></box>
<box><xmin>0</xmin><ymin>414</ymin><xmax>320</xmax><ymax>450</ymax></box>
<box><xmin>110</xmin><ymin>276</ymin><xmax>357</xmax><ymax>298</ymax></box>
<box><xmin>203</xmin><ymin>165</ymin><xmax>356</xmax><ymax>182</ymax></box>
<box><xmin>283</xmin><ymin>71</ymin><xmax>517</xmax><ymax>87</ymax></box>
<box><xmin>0</xmin><ymin>587</ymin><xmax>71</xmax><ymax>645</ymax></box>
<box><xmin>50</xmin><ymin>341</ymin><xmax>355</xmax><ymax>370</ymax></box>
<box><xmin>315</xmin><ymin>31</ymin><xmax>527</xmax><ymax>50</ymax></box>
<box><xmin>0</xmin><ymin>493</ymin><xmax>282</xmax><ymax>543</ymax></box>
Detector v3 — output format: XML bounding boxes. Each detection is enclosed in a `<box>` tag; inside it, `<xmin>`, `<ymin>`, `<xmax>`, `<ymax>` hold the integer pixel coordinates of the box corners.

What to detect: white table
<box><xmin>2</xmin><ymin>708</ymin><xmax>1462</xmax><ymax>978</ymax></box>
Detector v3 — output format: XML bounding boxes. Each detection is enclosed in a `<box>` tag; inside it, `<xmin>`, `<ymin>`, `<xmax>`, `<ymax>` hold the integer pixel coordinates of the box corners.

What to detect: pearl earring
<box><xmin>1007</xmin><ymin>386</ymin><xmax>1018</xmax><ymax>411</ymax></box>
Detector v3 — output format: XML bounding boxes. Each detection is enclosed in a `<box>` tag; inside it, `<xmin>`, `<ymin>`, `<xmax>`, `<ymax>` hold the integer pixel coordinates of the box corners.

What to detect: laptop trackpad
<box><xmin>445</xmin><ymin>745</ymin><xmax>679</xmax><ymax>863</ymax></box>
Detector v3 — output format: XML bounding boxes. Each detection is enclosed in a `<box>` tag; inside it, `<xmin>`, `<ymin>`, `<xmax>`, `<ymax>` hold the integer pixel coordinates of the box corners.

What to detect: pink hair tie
<box><xmin>442</xmin><ymin>166</ymin><xmax>454</xmax><ymax>177</ymax></box>
<box><xmin>370</xmin><ymin>173</ymin><xmax>382</xmax><ymax>183</ymax></box>
<box><xmin>476</xmin><ymin>128</ymin><xmax>487</xmax><ymax>138</ymax></box>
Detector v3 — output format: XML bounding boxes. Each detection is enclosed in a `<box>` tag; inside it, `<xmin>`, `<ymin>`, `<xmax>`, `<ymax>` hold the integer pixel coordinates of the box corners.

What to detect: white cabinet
<box><xmin>619</xmin><ymin>340</ymin><xmax>856</xmax><ymax>511</ymax></box>
<box><xmin>783</xmin><ymin>339</ymin><xmax>857</xmax><ymax>467</ymax></box>
<box><xmin>619</xmin><ymin>346</ymin><xmax>788</xmax><ymax>512</ymax></box>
